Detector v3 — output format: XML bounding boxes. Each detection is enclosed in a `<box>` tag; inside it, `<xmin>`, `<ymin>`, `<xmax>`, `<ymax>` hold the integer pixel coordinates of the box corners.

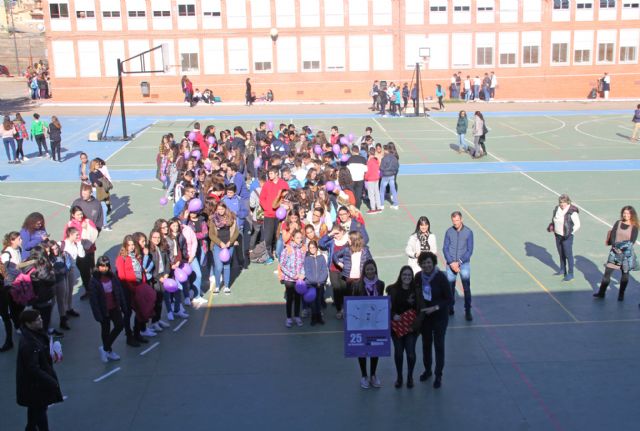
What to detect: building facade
<box><xmin>43</xmin><ymin>0</ymin><xmax>640</xmax><ymax>102</ymax></box>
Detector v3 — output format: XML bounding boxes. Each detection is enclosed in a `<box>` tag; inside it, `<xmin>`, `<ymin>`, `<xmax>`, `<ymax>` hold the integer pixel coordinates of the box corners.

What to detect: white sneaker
<box><xmin>158</xmin><ymin>320</ymin><xmax>170</xmax><ymax>328</ymax></box>
<box><xmin>151</xmin><ymin>322</ymin><xmax>163</xmax><ymax>332</ymax></box>
<box><xmin>184</xmin><ymin>298</ymin><xmax>191</xmax><ymax>307</ymax></box>
<box><xmin>370</xmin><ymin>375</ymin><xmax>382</xmax><ymax>388</ymax></box>
<box><xmin>99</xmin><ymin>346</ymin><xmax>108</xmax><ymax>363</ymax></box>
<box><xmin>140</xmin><ymin>329</ymin><xmax>157</xmax><ymax>337</ymax></box>
<box><xmin>360</xmin><ymin>377</ymin><xmax>370</xmax><ymax>389</ymax></box>
<box><xmin>391</xmin><ymin>205</ymin><xmax>399</xmax><ymax>210</ymax></box>
<box><xmin>102</xmin><ymin>226</ymin><xmax>112</xmax><ymax>231</ymax></box>
<box><xmin>301</xmin><ymin>309</ymin><xmax>309</xmax><ymax>318</ymax></box>
<box><xmin>285</xmin><ymin>318</ymin><xmax>293</xmax><ymax>328</ymax></box>
<box><xmin>167</xmin><ymin>311</ymin><xmax>175</xmax><ymax>321</ymax></box>
<box><xmin>107</xmin><ymin>351</ymin><xmax>121</xmax><ymax>361</ymax></box>
<box><xmin>22</xmin><ymin>156</ymin><xmax>29</xmax><ymax>161</ymax></box>
<box><xmin>295</xmin><ymin>317</ymin><xmax>303</xmax><ymax>327</ymax></box>
<box><xmin>223</xmin><ymin>287</ymin><xmax>231</xmax><ymax>295</ymax></box>
<box><xmin>213</xmin><ymin>287</ymin><xmax>220</xmax><ymax>294</ymax></box>
<box><xmin>177</xmin><ymin>310</ymin><xmax>189</xmax><ymax>319</ymax></box>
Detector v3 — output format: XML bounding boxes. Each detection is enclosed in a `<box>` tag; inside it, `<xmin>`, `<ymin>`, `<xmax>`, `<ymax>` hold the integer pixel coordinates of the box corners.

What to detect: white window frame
<box><xmin>429</xmin><ymin>0</ymin><xmax>448</xmax><ymax>24</ymax></box>
<box><xmin>619</xmin><ymin>29</ymin><xmax>639</xmax><ymax>63</ymax></box>
<box><xmin>372</xmin><ymin>34</ymin><xmax>393</xmax><ymax>70</ymax></box>
<box><xmin>226</xmin><ymin>0</ymin><xmax>247</xmax><ymax>28</ymax></box>
<box><xmin>252</xmin><ymin>37</ymin><xmax>273</xmax><ymax>73</ymax></box>
<box><xmin>522</xmin><ymin>31</ymin><xmax>541</xmax><ymax>67</ymax></box>
<box><xmin>49</xmin><ymin>2</ymin><xmax>70</xmax><ymax>19</ymax></box>
<box><xmin>250</xmin><ymin>0</ymin><xmax>271</xmax><ymax>28</ymax></box>
<box><xmin>452</xmin><ymin>0</ymin><xmax>471</xmax><ymax>25</ymax></box>
<box><xmin>405</xmin><ymin>0</ymin><xmax>424</xmax><ymax>25</ymax></box>
<box><xmin>202</xmin><ymin>0</ymin><xmax>222</xmax><ymax>29</ymax></box>
<box><xmin>276</xmin><ymin>36</ymin><xmax>297</xmax><ymax>73</ymax></box>
<box><xmin>300</xmin><ymin>37</ymin><xmax>321</xmax><ymax>71</ymax></box>
<box><xmin>349</xmin><ymin>0</ymin><xmax>369</xmax><ymax>26</ymax></box>
<box><xmin>451</xmin><ymin>33</ymin><xmax>472</xmax><ymax>68</ymax></box>
<box><xmin>475</xmin><ymin>33</ymin><xmax>495</xmax><ymax>67</ymax></box>
<box><xmin>275</xmin><ymin>0</ymin><xmax>295</xmax><ymax>27</ymax></box>
<box><xmin>178</xmin><ymin>3</ymin><xmax>196</xmax><ymax>17</ymax></box>
<box><xmin>227</xmin><ymin>38</ymin><xmax>249</xmax><ymax>73</ymax></box>
<box><xmin>573</xmin><ymin>30</ymin><xmax>593</xmax><ymax>65</ymax></box>
<box><xmin>596</xmin><ymin>30</ymin><xmax>616</xmax><ymax>64</ymax></box>
<box><xmin>498</xmin><ymin>32</ymin><xmax>518</xmax><ymax>67</ymax></box>
<box><xmin>325</xmin><ymin>36</ymin><xmax>346</xmax><ymax>71</ymax></box>
<box><xmin>372</xmin><ymin>0</ymin><xmax>392</xmax><ymax>26</ymax></box>
<box><xmin>348</xmin><ymin>35</ymin><xmax>370</xmax><ymax>71</ymax></box>
<box><xmin>300</xmin><ymin>0</ymin><xmax>320</xmax><ymax>27</ymax></box>
<box><xmin>324</xmin><ymin>0</ymin><xmax>344</xmax><ymax>27</ymax></box>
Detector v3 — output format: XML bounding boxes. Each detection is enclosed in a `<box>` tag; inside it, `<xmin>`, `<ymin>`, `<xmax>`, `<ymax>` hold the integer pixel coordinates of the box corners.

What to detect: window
<box><xmin>372</xmin><ymin>0</ymin><xmax>392</xmax><ymax>25</ymax></box>
<box><xmin>454</xmin><ymin>5</ymin><xmax>470</xmax><ymax>11</ymax></box>
<box><xmin>574</xmin><ymin>49</ymin><xmax>590</xmax><ymax>62</ymax></box>
<box><xmin>128</xmin><ymin>11</ymin><xmax>146</xmax><ymax>17</ymax></box>
<box><xmin>430</xmin><ymin>5</ymin><xmax>446</xmax><ymax>11</ymax></box>
<box><xmin>76</xmin><ymin>10</ymin><xmax>95</xmax><ymax>18</ymax></box>
<box><xmin>620</xmin><ymin>46</ymin><xmax>637</xmax><ymax>61</ymax></box>
<box><xmin>499</xmin><ymin>32</ymin><xmax>517</xmax><ymax>66</ymax></box>
<box><xmin>178</xmin><ymin>5</ymin><xmax>196</xmax><ymax>16</ymax></box>
<box><xmin>622</xmin><ymin>2</ymin><xmax>639</xmax><ymax>7</ymax></box>
<box><xmin>103</xmin><ymin>11</ymin><xmax>121</xmax><ymax>17</ymax></box>
<box><xmin>252</xmin><ymin>37</ymin><xmax>272</xmax><ymax>72</ymax></box>
<box><xmin>227</xmin><ymin>38</ymin><xmax>249</xmax><ymax>73</ymax></box>
<box><xmin>324</xmin><ymin>0</ymin><xmax>344</xmax><ymax>26</ymax></box>
<box><xmin>499</xmin><ymin>53</ymin><xmax>515</xmax><ymax>64</ymax></box>
<box><xmin>301</xmin><ymin>37</ymin><xmax>321</xmax><ymax>71</ymax></box>
<box><xmin>554</xmin><ymin>0</ymin><xmax>570</xmax><ymax>8</ymax></box>
<box><xmin>203</xmin><ymin>0</ymin><xmax>222</xmax><ymax>28</ymax></box>
<box><xmin>349</xmin><ymin>0</ymin><xmax>368</xmax><ymax>25</ymax></box>
<box><xmin>576</xmin><ymin>2</ymin><xmax>592</xmax><ymax>8</ymax></box>
<box><xmin>600</xmin><ymin>0</ymin><xmax>615</xmax><ymax>6</ymax></box>
<box><xmin>325</xmin><ymin>36</ymin><xmax>346</xmax><ymax>70</ymax></box>
<box><xmin>552</xmin><ymin>43</ymin><xmax>568</xmax><ymax>62</ymax></box>
<box><xmin>300</xmin><ymin>0</ymin><xmax>320</xmax><ymax>27</ymax></box>
<box><xmin>50</xmin><ymin>3</ymin><xmax>69</xmax><ymax>18</ymax></box>
<box><xmin>275</xmin><ymin>0</ymin><xmax>295</xmax><ymax>27</ymax></box>
<box><xmin>598</xmin><ymin>43</ymin><xmax>614</xmax><ymax>62</ymax></box>
<box><xmin>349</xmin><ymin>35</ymin><xmax>369</xmax><ymax>71</ymax></box>
<box><xmin>153</xmin><ymin>10</ymin><xmax>170</xmax><ymax>16</ymax></box>
<box><xmin>476</xmin><ymin>47</ymin><xmax>493</xmax><ymax>65</ymax></box>
<box><xmin>181</xmin><ymin>53</ymin><xmax>199</xmax><ymax>72</ymax></box>
<box><xmin>303</xmin><ymin>61</ymin><xmax>320</xmax><ymax>70</ymax></box>
<box><xmin>523</xmin><ymin>46</ymin><xmax>540</xmax><ymax>64</ymax></box>
<box><xmin>253</xmin><ymin>61</ymin><xmax>270</xmax><ymax>71</ymax></box>
<box><xmin>251</xmin><ymin>0</ymin><xmax>271</xmax><ymax>28</ymax></box>
<box><xmin>405</xmin><ymin>0</ymin><xmax>424</xmax><ymax>25</ymax></box>
<box><xmin>227</xmin><ymin>0</ymin><xmax>247</xmax><ymax>28</ymax></box>
<box><xmin>203</xmin><ymin>11</ymin><xmax>221</xmax><ymax>17</ymax></box>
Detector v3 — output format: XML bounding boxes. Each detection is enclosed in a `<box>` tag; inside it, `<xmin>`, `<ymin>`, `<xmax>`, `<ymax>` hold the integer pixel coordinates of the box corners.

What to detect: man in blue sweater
<box><xmin>443</xmin><ymin>211</ymin><xmax>474</xmax><ymax>321</ymax></box>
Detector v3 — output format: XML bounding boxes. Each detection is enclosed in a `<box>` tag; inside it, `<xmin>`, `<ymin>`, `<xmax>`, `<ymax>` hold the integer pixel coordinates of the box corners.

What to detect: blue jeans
<box><xmin>483</xmin><ymin>87</ymin><xmax>490</xmax><ymax>101</ymax></box>
<box><xmin>213</xmin><ymin>245</ymin><xmax>233</xmax><ymax>289</ymax></box>
<box><xmin>445</xmin><ymin>262</ymin><xmax>471</xmax><ymax>311</ymax></box>
<box><xmin>554</xmin><ymin>234</ymin><xmax>574</xmax><ymax>276</ymax></box>
<box><xmin>465</xmin><ymin>89</ymin><xmax>471</xmax><ymax>102</ymax></box>
<box><xmin>3</xmin><ymin>137</ymin><xmax>16</xmax><ymax>161</ymax></box>
<box><xmin>379</xmin><ymin>176</ymin><xmax>398</xmax><ymax>206</ymax></box>
<box><xmin>473</xmin><ymin>85</ymin><xmax>479</xmax><ymax>99</ymax></box>
<box><xmin>163</xmin><ymin>290</ymin><xmax>183</xmax><ymax>313</ymax></box>
<box><xmin>276</xmin><ymin>235</ymin><xmax>284</xmax><ymax>260</ymax></box>
<box><xmin>457</xmin><ymin>134</ymin><xmax>468</xmax><ymax>151</ymax></box>
<box><xmin>190</xmin><ymin>258</ymin><xmax>202</xmax><ymax>296</ymax></box>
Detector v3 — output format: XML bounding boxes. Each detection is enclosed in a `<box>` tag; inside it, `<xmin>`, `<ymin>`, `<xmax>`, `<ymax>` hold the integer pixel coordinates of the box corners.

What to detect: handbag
<box><xmin>133</xmin><ymin>283</ymin><xmax>156</xmax><ymax>321</ymax></box>
<box><xmin>391</xmin><ymin>309</ymin><xmax>417</xmax><ymax>337</ymax></box>
<box><xmin>102</xmin><ymin>177</ymin><xmax>113</xmax><ymax>192</ymax></box>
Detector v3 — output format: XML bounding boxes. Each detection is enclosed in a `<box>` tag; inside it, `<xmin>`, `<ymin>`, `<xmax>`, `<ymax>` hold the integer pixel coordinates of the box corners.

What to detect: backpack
<box><xmin>10</xmin><ymin>268</ymin><xmax>36</xmax><ymax>305</ymax></box>
<box><xmin>30</xmin><ymin>79</ymin><xmax>38</xmax><ymax>90</ymax></box>
<box><xmin>249</xmin><ymin>241</ymin><xmax>269</xmax><ymax>264</ymax></box>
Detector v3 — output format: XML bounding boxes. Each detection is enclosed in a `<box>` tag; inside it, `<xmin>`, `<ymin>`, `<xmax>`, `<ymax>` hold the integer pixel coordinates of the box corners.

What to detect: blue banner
<box><xmin>343</xmin><ymin>296</ymin><xmax>391</xmax><ymax>358</ymax></box>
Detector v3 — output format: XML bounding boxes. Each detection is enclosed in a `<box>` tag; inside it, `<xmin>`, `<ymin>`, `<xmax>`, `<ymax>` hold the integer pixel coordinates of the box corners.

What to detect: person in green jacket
<box><xmin>29</xmin><ymin>113</ymin><xmax>50</xmax><ymax>158</ymax></box>
<box><xmin>456</xmin><ymin>111</ymin><xmax>469</xmax><ymax>153</ymax></box>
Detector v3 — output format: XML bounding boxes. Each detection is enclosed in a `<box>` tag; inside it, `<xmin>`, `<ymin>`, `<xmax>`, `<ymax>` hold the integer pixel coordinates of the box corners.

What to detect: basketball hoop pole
<box><xmin>415</xmin><ymin>62</ymin><xmax>421</xmax><ymax>117</ymax></box>
<box><xmin>117</xmin><ymin>59</ymin><xmax>128</xmax><ymax>138</ymax></box>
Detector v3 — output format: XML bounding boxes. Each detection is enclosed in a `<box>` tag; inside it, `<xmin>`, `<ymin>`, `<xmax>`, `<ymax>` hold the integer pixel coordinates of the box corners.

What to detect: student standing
<box><xmin>456</xmin><ymin>111</ymin><xmax>469</xmax><ymax>153</ymax></box>
<box><xmin>209</xmin><ymin>202</ymin><xmax>239</xmax><ymax>294</ymax></box>
<box><xmin>548</xmin><ymin>194</ymin><xmax>580</xmax><ymax>282</ymax></box>
<box><xmin>405</xmin><ymin>216</ymin><xmax>438</xmax><ymax>274</ymax></box>
<box><xmin>435</xmin><ymin>85</ymin><xmax>445</xmax><ymax>111</ymax></box>
<box><xmin>379</xmin><ymin>144</ymin><xmax>400</xmax><ymax>210</ymax></box>
<box><xmin>2</xmin><ymin>116</ymin><xmax>18</xmax><ymax>163</ymax></box>
<box><xmin>304</xmin><ymin>240</ymin><xmax>328</xmax><ymax>325</ymax></box>
<box><xmin>13</xmin><ymin>113</ymin><xmax>28</xmax><ymax>162</ymax></box>
<box><xmin>472</xmin><ymin>111</ymin><xmax>485</xmax><ymax>158</ymax></box>
<box><xmin>279</xmin><ymin>230</ymin><xmax>305</xmax><ymax>327</ymax></box>
<box><xmin>259</xmin><ymin>166</ymin><xmax>289</xmax><ymax>262</ymax></box>
<box><xmin>593</xmin><ymin>206</ymin><xmax>638</xmax><ymax>300</ymax></box>
<box><xmin>351</xmin><ymin>259</ymin><xmax>385</xmax><ymax>389</ymax></box>
<box><xmin>16</xmin><ymin>309</ymin><xmax>63</xmax><ymax>431</ymax></box>
<box><xmin>630</xmin><ymin>104</ymin><xmax>640</xmax><ymax>141</ymax></box>
<box><xmin>364</xmin><ymin>147</ymin><xmax>382</xmax><ymax>214</ymax></box>
<box><xmin>443</xmin><ymin>211</ymin><xmax>474</xmax><ymax>321</ymax></box>
<box><xmin>48</xmin><ymin>116</ymin><xmax>62</xmax><ymax>162</ymax></box>
<box><xmin>30</xmin><ymin>113</ymin><xmax>50</xmax><ymax>158</ymax></box>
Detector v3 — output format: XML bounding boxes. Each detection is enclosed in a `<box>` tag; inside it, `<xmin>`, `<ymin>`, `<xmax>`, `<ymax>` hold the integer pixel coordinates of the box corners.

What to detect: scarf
<box><xmin>418</xmin><ymin>232</ymin><xmax>430</xmax><ymax>251</ymax></box>
<box><xmin>420</xmin><ymin>268</ymin><xmax>439</xmax><ymax>301</ymax></box>
<box><xmin>212</xmin><ymin>212</ymin><xmax>228</xmax><ymax>229</ymax></box>
<box><xmin>129</xmin><ymin>252</ymin><xmax>143</xmax><ymax>283</ymax></box>
<box><xmin>364</xmin><ymin>276</ymin><xmax>379</xmax><ymax>296</ymax></box>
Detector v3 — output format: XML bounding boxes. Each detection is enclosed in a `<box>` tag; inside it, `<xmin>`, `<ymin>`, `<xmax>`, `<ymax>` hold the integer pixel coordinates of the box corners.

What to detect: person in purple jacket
<box><xmin>19</xmin><ymin>213</ymin><xmax>49</xmax><ymax>260</ymax></box>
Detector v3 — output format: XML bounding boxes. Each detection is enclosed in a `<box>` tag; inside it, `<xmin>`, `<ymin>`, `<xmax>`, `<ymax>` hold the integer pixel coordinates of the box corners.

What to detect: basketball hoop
<box><xmin>421</xmin><ymin>56</ymin><xmax>430</xmax><ymax>69</ymax></box>
<box><xmin>419</xmin><ymin>47</ymin><xmax>430</xmax><ymax>69</ymax></box>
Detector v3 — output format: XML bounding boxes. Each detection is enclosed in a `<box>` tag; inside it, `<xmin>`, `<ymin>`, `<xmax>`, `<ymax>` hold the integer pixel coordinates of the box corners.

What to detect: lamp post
<box><xmin>6</xmin><ymin>0</ymin><xmax>20</xmax><ymax>75</ymax></box>
<box><xmin>270</xmin><ymin>27</ymin><xmax>278</xmax><ymax>44</ymax></box>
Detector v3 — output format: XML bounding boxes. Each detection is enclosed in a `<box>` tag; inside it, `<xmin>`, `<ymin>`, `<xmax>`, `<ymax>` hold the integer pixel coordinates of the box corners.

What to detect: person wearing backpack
<box><xmin>2</xmin><ymin>232</ymin><xmax>25</xmax><ymax>351</ymax></box>
<box><xmin>22</xmin><ymin>246</ymin><xmax>59</xmax><ymax>337</ymax></box>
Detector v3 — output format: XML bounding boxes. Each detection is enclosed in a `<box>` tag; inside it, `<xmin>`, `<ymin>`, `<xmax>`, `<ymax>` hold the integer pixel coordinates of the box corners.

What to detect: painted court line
<box><xmin>498</xmin><ymin>122</ymin><xmax>561</xmax><ymax>150</ymax></box>
<box><xmin>0</xmin><ymin>193</ymin><xmax>70</xmax><ymax>208</ymax></box>
<box><xmin>139</xmin><ymin>341</ymin><xmax>160</xmax><ymax>356</ymax></box>
<box><xmin>459</xmin><ymin>204</ymin><xmax>580</xmax><ymax>323</ymax></box>
<box><xmin>105</xmin><ymin>120</ymin><xmax>157</xmax><ymax>162</ymax></box>
<box><xmin>93</xmin><ymin>367</ymin><xmax>121</xmax><ymax>383</ymax></box>
<box><xmin>173</xmin><ymin>320</ymin><xmax>187</xmax><ymax>332</ymax></box>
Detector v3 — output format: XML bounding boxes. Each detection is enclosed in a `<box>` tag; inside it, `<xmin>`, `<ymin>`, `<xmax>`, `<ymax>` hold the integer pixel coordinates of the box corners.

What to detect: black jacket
<box><xmin>16</xmin><ymin>327</ymin><xmax>63</xmax><ymax>407</ymax></box>
<box><xmin>89</xmin><ymin>273</ymin><xmax>129</xmax><ymax>322</ymax></box>
<box><xmin>151</xmin><ymin>247</ymin><xmax>171</xmax><ymax>290</ymax></box>
<box><xmin>412</xmin><ymin>270</ymin><xmax>452</xmax><ymax>322</ymax></box>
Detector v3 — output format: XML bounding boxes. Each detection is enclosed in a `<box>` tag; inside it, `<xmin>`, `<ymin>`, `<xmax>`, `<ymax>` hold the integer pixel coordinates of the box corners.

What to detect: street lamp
<box><xmin>270</xmin><ymin>27</ymin><xmax>278</xmax><ymax>44</ymax></box>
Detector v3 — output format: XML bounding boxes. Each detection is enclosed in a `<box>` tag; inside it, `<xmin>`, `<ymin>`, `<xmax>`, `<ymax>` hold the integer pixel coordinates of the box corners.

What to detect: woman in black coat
<box><xmin>23</xmin><ymin>246</ymin><xmax>58</xmax><ymax>337</ymax></box>
<box><xmin>16</xmin><ymin>309</ymin><xmax>63</xmax><ymax>430</ymax></box>
<box><xmin>149</xmin><ymin>228</ymin><xmax>171</xmax><ymax>331</ymax></box>
<box><xmin>413</xmin><ymin>251</ymin><xmax>452</xmax><ymax>389</ymax></box>
<box><xmin>89</xmin><ymin>256</ymin><xmax>128</xmax><ymax>362</ymax></box>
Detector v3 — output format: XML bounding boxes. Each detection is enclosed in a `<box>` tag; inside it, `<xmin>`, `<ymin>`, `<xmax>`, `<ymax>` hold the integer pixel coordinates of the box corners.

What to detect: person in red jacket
<box><xmin>115</xmin><ymin>235</ymin><xmax>149</xmax><ymax>346</ymax></box>
<box><xmin>191</xmin><ymin>122</ymin><xmax>208</xmax><ymax>156</ymax></box>
<box><xmin>364</xmin><ymin>147</ymin><xmax>382</xmax><ymax>214</ymax></box>
<box><xmin>259</xmin><ymin>166</ymin><xmax>289</xmax><ymax>263</ymax></box>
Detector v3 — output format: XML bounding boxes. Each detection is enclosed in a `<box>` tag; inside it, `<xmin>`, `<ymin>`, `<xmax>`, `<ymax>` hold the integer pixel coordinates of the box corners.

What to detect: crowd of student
<box><xmin>2</xmin><ymin>112</ymin><xmax>62</xmax><ymax>163</ymax></box>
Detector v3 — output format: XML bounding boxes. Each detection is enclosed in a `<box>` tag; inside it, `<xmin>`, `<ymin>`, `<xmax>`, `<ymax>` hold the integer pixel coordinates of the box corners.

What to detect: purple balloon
<box><xmin>253</xmin><ymin>157</ymin><xmax>262</xmax><ymax>169</ymax></box>
<box><xmin>191</xmin><ymin>150</ymin><xmax>201</xmax><ymax>160</ymax></box>
<box><xmin>340</xmin><ymin>154</ymin><xmax>349</xmax><ymax>162</ymax></box>
<box><xmin>160</xmin><ymin>175</ymin><xmax>167</xmax><ymax>182</ymax></box>
<box><xmin>179</xmin><ymin>262</ymin><xmax>193</xmax><ymax>276</ymax></box>
<box><xmin>159</xmin><ymin>197</ymin><xmax>168</xmax><ymax>206</ymax></box>
<box><xmin>348</xmin><ymin>133</ymin><xmax>354</xmax><ymax>142</ymax></box>
<box><xmin>188</xmin><ymin>131</ymin><xmax>196</xmax><ymax>141</ymax></box>
<box><xmin>219</xmin><ymin>247</ymin><xmax>231</xmax><ymax>263</ymax></box>
<box><xmin>163</xmin><ymin>278</ymin><xmax>179</xmax><ymax>293</ymax></box>
<box><xmin>313</xmin><ymin>144</ymin><xmax>322</xmax><ymax>155</ymax></box>
<box><xmin>325</xmin><ymin>181</ymin><xmax>335</xmax><ymax>192</ymax></box>
<box><xmin>295</xmin><ymin>280</ymin><xmax>308</xmax><ymax>295</ymax></box>
<box><xmin>174</xmin><ymin>268</ymin><xmax>188</xmax><ymax>283</ymax></box>
<box><xmin>303</xmin><ymin>287</ymin><xmax>317</xmax><ymax>303</ymax></box>
<box><xmin>332</xmin><ymin>144</ymin><xmax>340</xmax><ymax>155</ymax></box>
<box><xmin>207</xmin><ymin>135</ymin><xmax>215</xmax><ymax>145</ymax></box>
<box><xmin>339</xmin><ymin>136</ymin><xmax>348</xmax><ymax>145</ymax></box>
<box><xmin>183</xmin><ymin>150</ymin><xmax>190</xmax><ymax>159</ymax></box>
<box><xmin>267</xmin><ymin>121</ymin><xmax>274</xmax><ymax>131</ymax></box>
<box><xmin>275</xmin><ymin>206</ymin><xmax>287</xmax><ymax>220</ymax></box>
<box><xmin>188</xmin><ymin>199</ymin><xmax>203</xmax><ymax>213</ymax></box>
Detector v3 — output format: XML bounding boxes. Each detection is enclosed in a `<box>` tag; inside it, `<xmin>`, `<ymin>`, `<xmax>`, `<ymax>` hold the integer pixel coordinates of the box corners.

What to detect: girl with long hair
<box><xmin>115</xmin><ymin>235</ymin><xmax>149</xmax><ymax>346</ymax></box>
<box><xmin>20</xmin><ymin>212</ymin><xmax>48</xmax><ymax>260</ymax></box>
<box><xmin>208</xmin><ymin>202</ymin><xmax>239</xmax><ymax>294</ymax></box>
<box><xmin>48</xmin><ymin>116</ymin><xmax>62</xmax><ymax>161</ymax></box>
<box><xmin>1</xmin><ymin>116</ymin><xmax>18</xmax><ymax>163</ymax></box>
<box><xmin>148</xmin><ymin>228</ymin><xmax>172</xmax><ymax>331</ymax></box>
<box><xmin>279</xmin><ymin>229</ymin><xmax>306</xmax><ymax>327</ymax></box>
<box><xmin>0</xmin><ymin>231</ymin><xmax>24</xmax><ymax>351</ymax></box>
<box><xmin>405</xmin><ymin>216</ymin><xmax>438</xmax><ymax>274</ymax></box>
<box><xmin>13</xmin><ymin>113</ymin><xmax>28</xmax><ymax>162</ymax></box>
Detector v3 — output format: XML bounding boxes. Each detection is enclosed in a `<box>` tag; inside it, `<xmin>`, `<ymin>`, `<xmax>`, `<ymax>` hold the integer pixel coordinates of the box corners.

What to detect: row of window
<box><xmin>48</xmin><ymin>1</ymin><xmax>640</xmax><ymax>29</ymax></box>
<box><xmin>50</xmin><ymin>30</ymin><xmax>640</xmax><ymax>80</ymax></box>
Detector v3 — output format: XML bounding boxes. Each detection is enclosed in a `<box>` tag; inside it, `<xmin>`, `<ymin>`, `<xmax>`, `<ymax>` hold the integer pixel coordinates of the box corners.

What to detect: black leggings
<box><xmin>26</xmin><ymin>406</ymin><xmax>49</xmax><ymax>431</ymax></box>
<box><xmin>438</xmin><ymin>96</ymin><xmax>445</xmax><ymax>110</ymax></box>
<box><xmin>600</xmin><ymin>267</ymin><xmax>629</xmax><ymax>292</ymax></box>
<box><xmin>283</xmin><ymin>281</ymin><xmax>301</xmax><ymax>318</ymax></box>
<box><xmin>100</xmin><ymin>308</ymin><xmax>124</xmax><ymax>352</ymax></box>
<box><xmin>262</xmin><ymin>217</ymin><xmax>278</xmax><ymax>257</ymax></box>
<box><xmin>0</xmin><ymin>287</ymin><xmax>24</xmax><ymax>346</ymax></box>
<box><xmin>329</xmin><ymin>272</ymin><xmax>347</xmax><ymax>312</ymax></box>
<box><xmin>15</xmin><ymin>139</ymin><xmax>24</xmax><ymax>159</ymax></box>
<box><xmin>392</xmin><ymin>332</ymin><xmax>418</xmax><ymax>380</ymax></box>
<box><xmin>50</xmin><ymin>140</ymin><xmax>61</xmax><ymax>161</ymax></box>
<box><xmin>34</xmin><ymin>134</ymin><xmax>48</xmax><ymax>155</ymax></box>
<box><xmin>358</xmin><ymin>357</ymin><xmax>379</xmax><ymax>378</ymax></box>
<box><xmin>76</xmin><ymin>253</ymin><xmax>95</xmax><ymax>291</ymax></box>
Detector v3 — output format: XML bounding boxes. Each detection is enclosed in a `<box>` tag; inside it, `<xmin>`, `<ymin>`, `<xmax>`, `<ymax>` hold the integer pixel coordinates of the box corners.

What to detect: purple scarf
<box><xmin>364</xmin><ymin>277</ymin><xmax>379</xmax><ymax>296</ymax></box>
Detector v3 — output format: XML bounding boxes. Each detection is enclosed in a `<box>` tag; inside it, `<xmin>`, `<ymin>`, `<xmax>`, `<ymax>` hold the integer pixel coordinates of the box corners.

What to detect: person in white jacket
<box><xmin>62</xmin><ymin>226</ymin><xmax>85</xmax><ymax>318</ymax></box>
<box><xmin>405</xmin><ymin>216</ymin><xmax>437</xmax><ymax>274</ymax></box>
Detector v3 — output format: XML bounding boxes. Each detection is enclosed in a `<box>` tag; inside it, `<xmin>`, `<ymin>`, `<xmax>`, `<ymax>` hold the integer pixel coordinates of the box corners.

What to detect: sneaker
<box><xmin>184</xmin><ymin>298</ymin><xmax>191</xmax><ymax>307</ymax></box>
<box><xmin>563</xmin><ymin>274</ymin><xmax>574</xmax><ymax>282</ymax></box>
<box><xmin>264</xmin><ymin>257</ymin><xmax>274</xmax><ymax>265</ymax></box>
<box><xmin>22</xmin><ymin>156</ymin><xmax>29</xmax><ymax>161</ymax></box>
<box><xmin>391</xmin><ymin>205</ymin><xmax>399</xmax><ymax>210</ymax></box>
<box><xmin>177</xmin><ymin>310</ymin><xmax>189</xmax><ymax>319</ymax></box>
<box><xmin>366</xmin><ymin>209</ymin><xmax>377</xmax><ymax>215</ymax></box>
<box><xmin>151</xmin><ymin>322</ymin><xmax>163</xmax><ymax>332</ymax></box>
<box><xmin>285</xmin><ymin>318</ymin><xmax>293</xmax><ymax>328</ymax></box>
<box><xmin>99</xmin><ymin>346</ymin><xmax>108</xmax><ymax>363</ymax></box>
<box><xmin>370</xmin><ymin>375</ymin><xmax>382</xmax><ymax>388</ymax></box>
<box><xmin>107</xmin><ymin>350</ymin><xmax>121</xmax><ymax>361</ymax></box>
<box><xmin>295</xmin><ymin>317</ymin><xmax>303</xmax><ymax>327</ymax></box>
<box><xmin>213</xmin><ymin>287</ymin><xmax>220</xmax><ymax>294</ymax></box>
<box><xmin>158</xmin><ymin>320</ymin><xmax>170</xmax><ymax>328</ymax></box>
<box><xmin>301</xmin><ymin>309</ymin><xmax>309</xmax><ymax>318</ymax></box>
<box><xmin>223</xmin><ymin>287</ymin><xmax>231</xmax><ymax>294</ymax></box>
<box><xmin>360</xmin><ymin>377</ymin><xmax>370</xmax><ymax>389</ymax></box>
<box><xmin>465</xmin><ymin>310</ymin><xmax>473</xmax><ymax>322</ymax></box>
<box><xmin>167</xmin><ymin>311</ymin><xmax>175</xmax><ymax>321</ymax></box>
<box><xmin>140</xmin><ymin>329</ymin><xmax>157</xmax><ymax>337</ymax></box>
<box><xmin>379</xmin><ymin>206</ymin><xmax>385</xmax><ymax>212</ymax></box>
<box><xmin>102</xmin><ymin>226</ymin><xmax>112</xmax><ymax>232</ymax></box>
<box><xmin>198</xmin><ymin>296</ymin><xmax>210</xmax><ymax>304</ymax></box>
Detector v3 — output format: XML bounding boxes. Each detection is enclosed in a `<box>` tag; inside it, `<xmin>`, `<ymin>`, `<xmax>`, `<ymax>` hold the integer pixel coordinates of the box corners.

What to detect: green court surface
<box><xmin>1</xmin><ymin>111</ymin><xmax>640</xmax><ymax>431</ymax></box>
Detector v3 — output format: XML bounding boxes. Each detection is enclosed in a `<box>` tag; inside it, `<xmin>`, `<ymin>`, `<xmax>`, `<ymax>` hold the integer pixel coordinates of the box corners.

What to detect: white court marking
<box><xmin>93</xmin><ymin>367</ymin><xmax>121</xmax><ymax>383</ymax></box>
<box><xmin>574</xmin><ymin>117</ymin><xmax>636</xmax><ymax>144</ymax></box>
<box><xmin>373</xmin><ymin>118</ymin><xmax>404</xmax><ymax>151</ymax></box>
<box><xmin>105</xmin><ymin>120</ymin><xmax>157</xmax><ymax>162</ymax></box>
<box><xmin>140</xmin><ymin>341</ymin><xmax>160</xmax><ymax>356</ymax></box>
<box><xmin>173</xmin><ymin>320</ymin><xmax>187</xmax><ymax>332</ymax></box>
<box><xmin>0</xmin><ymin>193</ymin><xmax>70</xmax><ymax>208</ymax></box>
